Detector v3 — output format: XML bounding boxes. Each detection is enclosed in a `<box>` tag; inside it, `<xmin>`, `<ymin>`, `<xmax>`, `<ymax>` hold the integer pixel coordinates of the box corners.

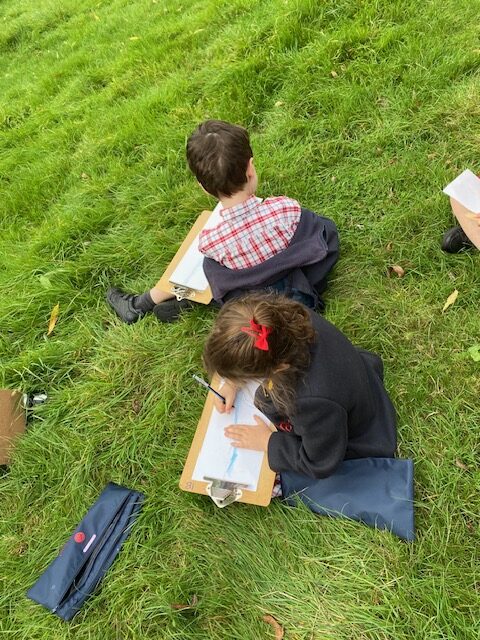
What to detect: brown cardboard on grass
<box><xmin>0</xmin><ymin>390</ymin><xmax>26</xmax><ymax>465</ymax></box>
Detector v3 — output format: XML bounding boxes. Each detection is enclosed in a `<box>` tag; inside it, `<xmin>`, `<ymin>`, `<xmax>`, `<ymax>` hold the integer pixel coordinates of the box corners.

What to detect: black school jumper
<box><xmin>255</xmin><ymin>312</ymin><xmax>397</xmax><ymax>479</ymax></box>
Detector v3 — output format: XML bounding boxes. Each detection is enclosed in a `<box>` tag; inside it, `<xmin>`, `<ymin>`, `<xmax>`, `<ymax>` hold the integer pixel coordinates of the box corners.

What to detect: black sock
<box><xmin>132</xmin><ymin>291</ymin><xmax>156</xmax><ymax>313</ymax></box>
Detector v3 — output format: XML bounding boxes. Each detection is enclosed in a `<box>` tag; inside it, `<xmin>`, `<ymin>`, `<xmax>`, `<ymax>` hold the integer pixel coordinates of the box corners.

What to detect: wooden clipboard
<box><xmin>157</xmin><ymin>209</ymin><xmax>213</xmax><ymax>304</ymax></box>
<box><xmin>0</xmin><ymin>390</ymin><xmax>26</xmax><ymax>465</ymax></box>
<box><xmin>179</xmin><ymin>376</ymin><xmax>275</xmax><ymax>507</ymax></box>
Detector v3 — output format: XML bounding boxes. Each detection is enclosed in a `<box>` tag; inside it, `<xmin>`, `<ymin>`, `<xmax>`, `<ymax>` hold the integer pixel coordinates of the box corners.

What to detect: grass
<box><xmin>0</xmin><ymin>0</ymin><xmax>479</xmax><ymax>637</ymax></box>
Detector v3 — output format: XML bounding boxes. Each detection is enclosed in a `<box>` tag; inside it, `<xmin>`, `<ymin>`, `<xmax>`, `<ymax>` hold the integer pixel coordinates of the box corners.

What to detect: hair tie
<box><xmin>241</xmin><ymin>319</ymin><xmax>272</xmax><ymax>351</ymax></box>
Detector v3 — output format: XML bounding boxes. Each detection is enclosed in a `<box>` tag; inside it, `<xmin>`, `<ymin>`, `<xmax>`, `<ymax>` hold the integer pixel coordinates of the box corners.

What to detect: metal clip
<box><xmin>171</xmin><ymin>286</ymin><xmax>195</xmax><ymax>301</ymax></box>
<box><xmin>204</xmin><ymin>477</ymin><xmax>248</xmax><ymax>508</ymax></box>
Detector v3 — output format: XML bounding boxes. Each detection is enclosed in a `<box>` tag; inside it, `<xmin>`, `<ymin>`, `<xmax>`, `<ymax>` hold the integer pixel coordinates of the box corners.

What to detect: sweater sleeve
<box><xmin>267</xmin><ymin>397</ymin><xmax>348</xmax><ymax>478</ymax></box>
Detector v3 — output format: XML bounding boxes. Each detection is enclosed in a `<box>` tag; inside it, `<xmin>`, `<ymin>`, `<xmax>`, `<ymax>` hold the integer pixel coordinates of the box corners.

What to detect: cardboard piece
<box><xmin>0</xmin><ymin>390</ymin><xmax>26</xmax><ymax>465</ymax></box>
<box><xmin>180</xmin><ymin>376</ymin><xmax>275</xmax><ymax>506</ymax></box>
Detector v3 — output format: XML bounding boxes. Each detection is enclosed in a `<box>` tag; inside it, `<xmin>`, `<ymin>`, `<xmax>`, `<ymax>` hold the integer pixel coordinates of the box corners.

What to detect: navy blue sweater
<box><xmin>256</xmin><ymin>312</ymin><xmax>397</xmax><ymax>479</ymax></box>
<box><xmin>202</xmin><ymin>208</ymin><xmax>339</xmax><ymax>306</ymax></box>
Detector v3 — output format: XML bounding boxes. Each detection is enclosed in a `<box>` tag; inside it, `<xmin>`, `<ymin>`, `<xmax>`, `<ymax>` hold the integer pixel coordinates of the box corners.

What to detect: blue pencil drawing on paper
<box><xmin>225</xmin><ymin>391</ymin><xmax>241</xmax><ymax>476</ymax></box>
<box><xmin>226</xmin><ymin>448</ymin><xmax>238</xmax><ymax>475</ymax></box>
<box><xmin>192</xmin><ymin>380</ymin><xmax>265</xmax><ymax>491</ymax></box>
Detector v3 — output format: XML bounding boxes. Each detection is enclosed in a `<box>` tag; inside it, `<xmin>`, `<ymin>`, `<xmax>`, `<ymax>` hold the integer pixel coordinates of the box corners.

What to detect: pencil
<box><xmin>192</xmin><ymin>374</ymin><xmax>227</xmax><ymax>404</ymax></box>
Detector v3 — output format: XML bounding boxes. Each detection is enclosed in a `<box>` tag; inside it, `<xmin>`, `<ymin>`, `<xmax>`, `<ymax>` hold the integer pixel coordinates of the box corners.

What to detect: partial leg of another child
<box><xmin>442</xmin><ymin>198</ymin><xmax>480</xmax><ymax>253</ymax></box>
<box><xmin>106</xmin><ymin>281</ymin><xmax>195</xmax><ymax>324</ymax></box>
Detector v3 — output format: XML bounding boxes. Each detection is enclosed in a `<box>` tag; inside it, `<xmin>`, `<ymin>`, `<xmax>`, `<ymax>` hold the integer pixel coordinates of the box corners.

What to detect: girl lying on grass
<box><xmin>203</xmin><ymin>293</ymin><xmax>397</xmax><ymax>479</ymax></box>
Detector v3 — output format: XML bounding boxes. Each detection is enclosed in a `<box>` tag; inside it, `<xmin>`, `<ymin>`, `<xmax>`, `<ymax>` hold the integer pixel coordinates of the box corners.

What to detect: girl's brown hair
<box><xmin>203</xmin><ymin>293</ymin><xmax>315</xmax><ymax>417</ymax></box>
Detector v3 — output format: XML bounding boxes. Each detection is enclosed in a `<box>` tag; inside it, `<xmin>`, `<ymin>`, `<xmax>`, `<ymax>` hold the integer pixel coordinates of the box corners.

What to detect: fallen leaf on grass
<box><xmin>467</xmin><ymin>345</ymin><xmax>480</xmax><ymax>362</ymax></box>
<box><xmin>11</xmin><ymin>541</ymin><xmax>28</xmax><ymax>556</ymax></box>
<box><xmin>39</xmin><ymin>275</ymin><xmax>52</xmax><ymax>289</ymax></box>
<box><xmin>442</xmin><ymin>289</ymin><xmax>458</xmax><ymax>312</ymax></box>
<box><xmin>47</xmin><ymin>303</ymin><xmax>60</xmax><ymax>336</ymax></box>
<box><xmin>386</xmin><ymin>241</ymin><xmax>393</xmax><ymax>251</ymax></box>
<box><xmin>172</xmin><ymin>594</ymin><xmax>198</xmax><ymax>610</ymax></box>
<box><xmin>274</xmin><ymin>100</ymin><xmax>284</xmax><ymax>107</ymax></box>
<box><xmin>132</xmin><ymin>398</ymin><xmax>142</xmax><ymax>414</ymax></box>
<box><xmin>387</xmin><ymin>265</ymin><xmax>405</xmax><ymax>278</ymax></box>
<box><xmin>330</xmin><ymin>70</ymin><xmax>338</xmax><ymax>78</ymax></box>
<box><xmin>455</xmin><ymin>459</ymin><xmax>468</xmax><ymax>471</ymax></box>
<box><xmin>262</xmin><ymin>614</ymin><xmax>284</xmax><ymax>639</ymax></box>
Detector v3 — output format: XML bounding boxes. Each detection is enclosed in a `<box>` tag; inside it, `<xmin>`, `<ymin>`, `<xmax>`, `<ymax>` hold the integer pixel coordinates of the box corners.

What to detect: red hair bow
<box><xmin>241</xmin><ymin>319</ymin><xmax>272</xmax><ymax>351</ymax></box>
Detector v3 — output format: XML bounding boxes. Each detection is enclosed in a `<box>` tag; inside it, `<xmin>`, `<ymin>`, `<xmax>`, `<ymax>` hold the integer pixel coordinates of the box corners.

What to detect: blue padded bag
<box><xmin>27</xmin><ymin>483</ymin><xmax>144</xmax><ymax>620</ymax></box>
<box><xmin>281</xmin><ymin>458</ymin><xmax>414</xmax><ymax>541</ymax></box>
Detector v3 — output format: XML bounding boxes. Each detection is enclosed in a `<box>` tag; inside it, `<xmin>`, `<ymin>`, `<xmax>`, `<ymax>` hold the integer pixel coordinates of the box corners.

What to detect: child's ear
<box><xmin>246</xmin><ymin>157</ymin><xmax>255</xmax><ymax>179</ymax></box>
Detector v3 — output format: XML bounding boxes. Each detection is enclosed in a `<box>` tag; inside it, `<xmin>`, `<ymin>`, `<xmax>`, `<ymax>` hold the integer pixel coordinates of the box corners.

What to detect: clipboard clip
<box><xmin>204</xmin><ymin>477</ymin><xmax>249</xmax><ymax>508</ymax></box>
<box><xmin>171</xmin><ymin>285</ymin><xmax>196</xmax><ymax>301</ymax></box>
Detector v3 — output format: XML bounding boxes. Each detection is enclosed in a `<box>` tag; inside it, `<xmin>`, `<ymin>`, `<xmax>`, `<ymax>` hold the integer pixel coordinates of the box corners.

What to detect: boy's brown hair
<box><xmin>203</xmin><ymin>293</ymin><xmax>315</xmax><ymax>417</ymax></box>
<box><xmin>186</xmin><ymin>120</ymin><xmax>253</xmax><ymax>198</ymax></box>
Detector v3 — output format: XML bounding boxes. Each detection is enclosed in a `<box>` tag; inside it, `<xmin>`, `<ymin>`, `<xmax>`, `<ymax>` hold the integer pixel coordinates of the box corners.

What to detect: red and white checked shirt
<box><xmin>198</xmin><ymin>195</ymin><xmax>302</xmax><ymax>269</ymax></box>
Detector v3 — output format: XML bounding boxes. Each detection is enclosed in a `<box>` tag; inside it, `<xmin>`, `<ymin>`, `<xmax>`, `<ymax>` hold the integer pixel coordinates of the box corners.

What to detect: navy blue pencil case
<box><xmin>27</xmin><ymin>482</ymin><xmax>144</xmax><ymax>620</ymax></box>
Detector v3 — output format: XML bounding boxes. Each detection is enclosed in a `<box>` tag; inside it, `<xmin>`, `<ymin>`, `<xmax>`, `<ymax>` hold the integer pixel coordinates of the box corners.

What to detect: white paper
<box><xmin>192</xmin><ymin>381</ymin><xmax>268</xmax><ymax>491</ymax></box>
<box><xmin>169</xmin><ymin>202</ymin><xmax>223</xmax><ymax>290</ymax></box>
<box><xmin>443</xmin><ymin>169</ymin><xmax>480</xmax><ymax>214</ymax></box>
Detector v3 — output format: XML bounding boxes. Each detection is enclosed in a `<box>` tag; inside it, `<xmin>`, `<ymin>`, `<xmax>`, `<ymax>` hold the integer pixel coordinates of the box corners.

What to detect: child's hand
<box><xmin>214</xmin><ymin>379</ymin><xmax>237</xmax><ymax>414</ymax></box>
<box><xmin>225</xmin><ymin>416</ymin><xmax>272</xmax><ymax>452</ymax></box>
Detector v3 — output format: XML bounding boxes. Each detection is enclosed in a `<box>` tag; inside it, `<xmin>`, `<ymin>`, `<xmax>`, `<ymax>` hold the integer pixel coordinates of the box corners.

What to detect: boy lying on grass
<box><xmin>107</xmin><ymin>120</ymin><xmax>339</xmax><ymax>323</ymax></box>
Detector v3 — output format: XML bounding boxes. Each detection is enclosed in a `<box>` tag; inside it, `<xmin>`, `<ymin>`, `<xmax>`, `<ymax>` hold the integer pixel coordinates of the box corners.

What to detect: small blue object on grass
<box><xmin>281</xmin><ymin>458</ymin><xmax>414</xmax><ymax>541</ymax></box>
<box><xmin>27</xmin><ymin>483</ymin><xmax>145</xmax><ymax>620</ymax></box>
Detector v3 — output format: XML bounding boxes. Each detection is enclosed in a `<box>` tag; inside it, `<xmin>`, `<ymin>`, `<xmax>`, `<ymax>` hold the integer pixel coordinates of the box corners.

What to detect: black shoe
<box><xmin>106</xmin><ymin>287</ymin><xmax>144</xmax><ymax>324</ymax></box>
<box><xmin>441</xmin><ymin>226</ymin><xmax>474</xmax><ymax>253</ymax></box>
<box><xmin>152</xmin><ymin>298</ymin><xmax>196</xmax><ymax>323</ymax></box>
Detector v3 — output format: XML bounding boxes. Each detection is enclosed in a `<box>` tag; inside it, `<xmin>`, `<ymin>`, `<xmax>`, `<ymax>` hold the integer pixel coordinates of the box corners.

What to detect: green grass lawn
<box><xmin>1</xmin><ymin>0</ymin><xmax>479</xmax><ymax>637</ymax></box>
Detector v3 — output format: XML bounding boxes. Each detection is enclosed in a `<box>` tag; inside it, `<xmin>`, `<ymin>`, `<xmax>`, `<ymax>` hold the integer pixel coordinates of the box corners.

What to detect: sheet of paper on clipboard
<box><xmin>179</xmin><ymin>376</ymin><xmax>275</xmax><ymax>507</ymax></box>
<box><xmin>192</xmin><ymin>381</ymin><xmax>267</xmax><ymax>492</ymax></box>
<box><xmin>168</xmin><ymin>202</ymin><xmax>223</xmax><ymax>292</ymax></box>
<box><xmin>443</xmin><ymin>169</ymin><xmax>480</xmax><ymax>214</ymax></box>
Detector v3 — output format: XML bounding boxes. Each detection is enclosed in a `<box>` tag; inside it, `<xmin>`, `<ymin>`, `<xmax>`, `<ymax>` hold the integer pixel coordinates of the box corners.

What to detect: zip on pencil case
<box><xmin>26</xmin><ymin>482</ymin><xmax>144</xmax><ymax>621</ymax></box>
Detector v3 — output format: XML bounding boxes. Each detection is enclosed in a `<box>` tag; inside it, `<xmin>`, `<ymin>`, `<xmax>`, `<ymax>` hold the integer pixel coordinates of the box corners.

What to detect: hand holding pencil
<box><xmin>213</xmin><ymin>380</ymin><xmax>237</xmax><ymax>414</ymax></box>
<box><xmin>192</xmin><ymin>375</ymin><xmax>237</xmax><ymax>413</ymax></box>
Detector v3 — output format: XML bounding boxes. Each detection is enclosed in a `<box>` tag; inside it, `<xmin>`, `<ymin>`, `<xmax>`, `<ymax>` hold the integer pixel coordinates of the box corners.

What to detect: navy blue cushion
<box><xmin>281</xmin><ymin>458</ymin><xmax>414</xmax><ymax>541</ymax></box>
<box><xmin>27</xmin><ymin>483</ymin><xmax>144</xmax><ymax>620</ymax></box>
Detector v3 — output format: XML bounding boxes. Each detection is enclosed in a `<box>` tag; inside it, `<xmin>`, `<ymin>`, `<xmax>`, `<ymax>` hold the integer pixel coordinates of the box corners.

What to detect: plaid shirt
<box><xmin>198</xmin><ymin>195</ymin><xmax>301</xmax><ymax>269</ymax></box>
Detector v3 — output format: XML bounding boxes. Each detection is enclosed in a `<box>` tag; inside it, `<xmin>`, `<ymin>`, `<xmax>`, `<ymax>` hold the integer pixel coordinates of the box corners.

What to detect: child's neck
<box><xmin>219</xmin><ymin>187</ymin><xmax>255</xmax><ymax>210</ymax></box>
